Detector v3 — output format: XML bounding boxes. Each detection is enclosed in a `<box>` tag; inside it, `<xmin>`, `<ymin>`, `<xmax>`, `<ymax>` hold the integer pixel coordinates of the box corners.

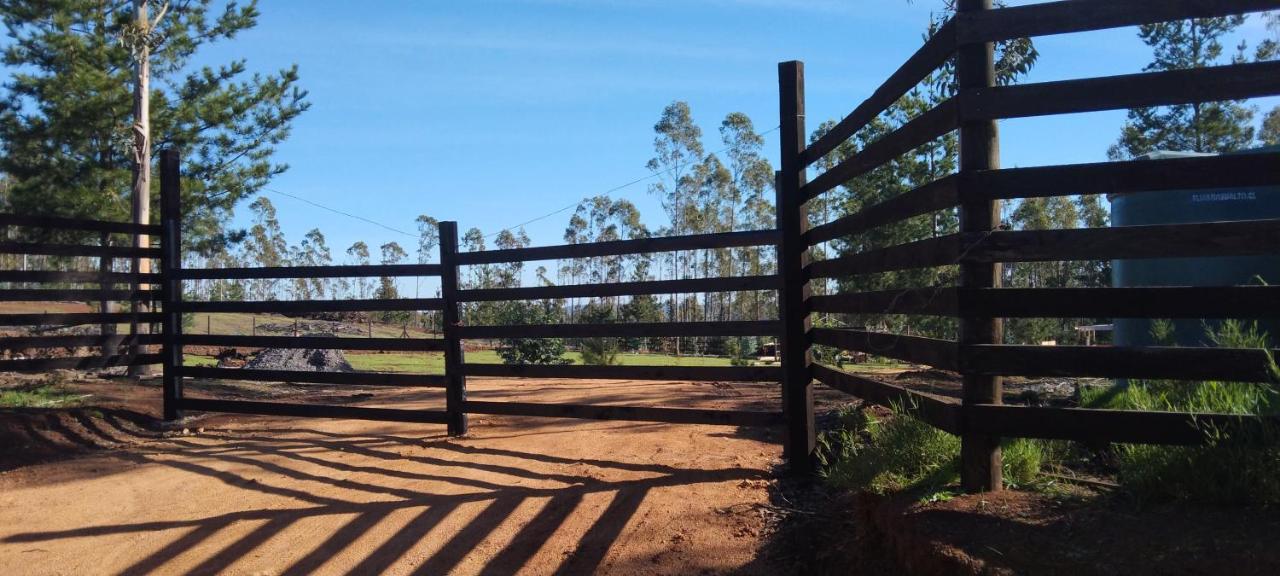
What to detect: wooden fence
<box><xmin>1</xmin><ymin>155</ymin><xmax>787</xmax><ymax>434</ymax></box>
<box><xmin>0</xmin><ymin>211</ymin><xmax>164</xmax><ymax>378</ymax></box>
<box><xmin>4</xmin><ymin>0</ymin><xmax>1280</xmax><ymax>493</ymax></box>
<box><xmin>781</xmin><ymin>0</ymin><xmax>1280</xmax><ymax>490</ymax></box>
<box><xmin>175</xmin><ymin>191</ymin><xmax>787</xmax><ymax>426</ymax></box>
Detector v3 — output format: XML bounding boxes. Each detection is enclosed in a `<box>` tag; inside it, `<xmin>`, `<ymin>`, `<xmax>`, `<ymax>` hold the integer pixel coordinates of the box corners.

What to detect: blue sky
<box><xmin>191</xmin><ymin>0</ymin><xmax>1278</xmax><ymax>261</ymax></box>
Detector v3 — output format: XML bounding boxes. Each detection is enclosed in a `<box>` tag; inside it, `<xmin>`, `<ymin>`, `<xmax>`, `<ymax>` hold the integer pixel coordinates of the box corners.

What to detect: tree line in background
<box><xmin>178</xmin><ymin>104</ymin><xmax>782</xmax><ymax>364</ymax></box>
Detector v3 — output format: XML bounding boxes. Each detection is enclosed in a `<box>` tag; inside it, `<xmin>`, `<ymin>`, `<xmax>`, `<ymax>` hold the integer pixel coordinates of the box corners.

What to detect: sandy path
<box><xmin>0</xmin><ymin>377</ymin><xmax>783</xmax><ymax>575</ymax></box>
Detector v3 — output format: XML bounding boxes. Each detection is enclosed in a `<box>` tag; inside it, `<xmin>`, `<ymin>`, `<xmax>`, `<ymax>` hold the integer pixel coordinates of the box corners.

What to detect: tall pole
<box><xmin>777</xmin><ymin>60</ymin><xmax>815</xmax><ymax>474</ymax></box>
<box><xmin>128</xmin><ymin>0</ymin><xmax>154</xmax><ymax>376</ymax></box>
<box><xmin>957</xmin><ymin>0</ymin><xmax>1003</xmax><ymax>492</ymax></box>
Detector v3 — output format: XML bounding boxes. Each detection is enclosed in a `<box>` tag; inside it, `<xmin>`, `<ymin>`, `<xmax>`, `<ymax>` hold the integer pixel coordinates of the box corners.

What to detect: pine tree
<box><xmin>0</xmin><ymin>1</ymin><xmax>309</xmax><ymax>253</ymax></box>
<box><xmin>1259</xmin><ymin>12</ymin><xmax>1280</xmax><ymax>146</ymax></box>
<box><xmin>1109</xmin><ymin>16</ymin><xmax>1256</xmax><ymax>159</ymax></box>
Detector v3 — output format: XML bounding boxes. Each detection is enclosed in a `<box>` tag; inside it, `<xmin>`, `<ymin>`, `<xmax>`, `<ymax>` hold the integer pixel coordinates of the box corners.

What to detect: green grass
<box><xmin>1080</xmin><ymin>320</ymin><xmax>1280</xmax><ymax>505</ymax></box>
<box><xmin>818</xmin><ymin>402</ymin><xmax>1049</xmax><ymax>495</ymax></box>
<box><xmin>0</xmin><ymin>381</ymin><xmax>85</xmax><ymax>408</ymax></box>
<box><xmin>185</xmin><ymin>355</ymin><xmax>219</xmax><ymax>367</ymax></box>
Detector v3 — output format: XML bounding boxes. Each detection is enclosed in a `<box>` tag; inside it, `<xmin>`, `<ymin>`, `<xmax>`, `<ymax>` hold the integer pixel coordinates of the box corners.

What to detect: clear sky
<box><xmin>191</xmin><ymin>0</ymin><xmax>1278</xmax><ymax>262</ymax></box>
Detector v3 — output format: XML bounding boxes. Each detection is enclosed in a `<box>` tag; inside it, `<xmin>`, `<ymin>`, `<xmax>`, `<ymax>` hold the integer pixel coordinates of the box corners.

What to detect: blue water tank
<box><xmin>1109</xmin><ymin>146</ymin><xmax>1280</xmax><ymax>348</ymax></box>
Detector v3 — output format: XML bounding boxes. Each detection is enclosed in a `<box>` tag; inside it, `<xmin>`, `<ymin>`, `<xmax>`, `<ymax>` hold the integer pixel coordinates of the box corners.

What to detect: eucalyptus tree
<box><xmin>242</xmin><ymin>197</ymin><xmax>288</xmax><ymax>300</ymax></box>
<box><xmin>647</xmin><ymin>101</ymin><xmax>706</xmax><ymax>341</ymax></box>
<box><xmin>345</xmin><ymin>241</ymin><xmax>372</xmax><ymax>299</ymax></box>
<box><xmin>289</xmin><ymin>228</ymin><xmax>331</xmax><ymax>300</ymax></box>
<box><xmin>376</xmin><ymin>241</ymin><xmax>408</xmax><ymax>323</ymax></box>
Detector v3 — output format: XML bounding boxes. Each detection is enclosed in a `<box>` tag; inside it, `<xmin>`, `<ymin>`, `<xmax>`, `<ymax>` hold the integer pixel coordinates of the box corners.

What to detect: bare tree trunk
<box><xmin>128</xmin><ymin>0</ymin><xmax>154</xmax><ymax>377</ymax></box>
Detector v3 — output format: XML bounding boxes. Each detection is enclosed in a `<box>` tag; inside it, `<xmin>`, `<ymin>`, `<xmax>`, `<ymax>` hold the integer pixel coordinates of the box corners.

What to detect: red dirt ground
<box><xmin>0</xmin><ymin>375</ymin><xmax>784</xmax><ymax>575</ymax></box>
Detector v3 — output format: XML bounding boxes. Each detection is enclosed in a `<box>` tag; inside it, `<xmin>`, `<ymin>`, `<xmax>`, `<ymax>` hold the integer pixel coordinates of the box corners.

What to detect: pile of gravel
<box><xmin>257</xmin><ymin>320</ymin><xmax>366</xmax><ymax>336</ymax></box>
<box><xmin>243</xmin><ymin>348</ymin><xmax>356</xmax><ymax>372</ymax></box>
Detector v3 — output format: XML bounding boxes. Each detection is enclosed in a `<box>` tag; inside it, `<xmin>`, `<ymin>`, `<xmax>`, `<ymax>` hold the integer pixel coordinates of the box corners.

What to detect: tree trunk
<box><xmin>128</xmin><ymin>0</ymin><xmax>154</xmax><ymax>377</ymax></box>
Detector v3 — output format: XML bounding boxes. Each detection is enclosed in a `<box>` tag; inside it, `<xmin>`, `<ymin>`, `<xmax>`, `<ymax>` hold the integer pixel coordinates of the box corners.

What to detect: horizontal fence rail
<box><xmin>805</xmin><ymin>175</ymin><xmax>959</xmax><ymax>245</ymax></box>
<box><xmin>0</xmin><ymin>354</ymin><xmax>162</xmax><ymax>372</ymax></box>
<box><xmin>462</xmin><ymin>364</ymin><xmax>782</xmax><ymax>382</ymax></box>
<box><xmin>810</xmin><ymin>327</ymin><xmax>958</xmax><ymax>371</ymax></box>
<box><xmin>810</xmin><ymin>287</ymin><xmax>959</xmax><ymax>316</ymax></box>
<box><xmin>955</xmin><ymin>0</ymin><xmax>1280</xmax><ymax>44</ymax></box>
<box><xmin>962</xmin><ymin>286</ymin><xmax>1280</xmax><ymax>319</ymax></box>
<box><xmin>966</xmin><ymin>152</ymin><xmax>1280</xmax><ymax>201</ymax></box>
<box><xmin>456</xmin><ymin>320</ymin><xmax>782</xmax><ymax>339</ymax></box>
<box><xmin>178</xmin><ymin>398</ymin><xmax>450</xmax><ymax>424</ymax></box>
<box><xmin>0</xmin><ymin>289</ymin><xmax>161</xmax><ymax>302</ymax></box>
<box><xmin>963</xmin><ymin>60</ymin><xmax>1280</xmax><ymax>121</ymax></box>
<box><xmin>180</xmin><ymin>335</ymin><xmax>446</xmax><ymax>352</ymax></box>
<box><xmin>812</xmin><ymin>363</ymin><xmax>961</xmax><ymax>434</ymax></box>
<box><xmin>465</xmin><ymin>400</ymin><xmax>783</xmax><ymax>426</ymax></box>
<box><xmin>457</xmin><ymin>275</ymin><xmax>779</xmax><ymax>302</ymax></box>
<box><xmin>0</xmin><ymin>312</ymin><xmax>163</xmax><ymax>327</ymax></box>
<box><xmin>0</xmin><ymin>270</ymin><xmax>161</xmax><ymax>284</ymax></box>
<box><xmin>178</xmin><ymin>263</ymin><xmax>442</xmax><ymax>280</ymax></box>
<box><xmin>181</xmin><ymin>298</ymin><xmax>445</xmax><ymax>314</ymax></box>
<box><xmin>183</xmin><ymin>367</ymin><xmax>447</xmax><ymax>388</ymax></box>
<box><xmin>0</xmin><ymin>213</ymin><xmax>162</xmax><ymax>235</ymax></box>
<box><xmin>964</xmin><ymin>344</ymin><xmax>1280</xmax><ymax>383</ymax></box>
<box><xmin>455</xmin><ymin>229</ymin><xmax>779</xmax><ymax>265</ymax></box>
<box><xmin>0</xmin><ymin>334</ymin><xmax>163</xmax><ymax>350</ymax></box>
<box><xmin>0</xmin><ymin>242</ymin><xmax>161</xmax><ymax>259</ymax></box>
<box><xmin>803</xmin><ymin>98</ymin><xmax>958</xmax><ymax>201</ymax></box>
<box><xmin>964</xmin><ymin>219</ymin><xmax>1280</xmax><ymax>263</ymax></box>
<box><xmin>807</xmin><ymin>235</ymin><xmax>960</xmax><ymax>278</ymax></box>
<box><xmin>963</xmin><ymin>404</ymin><xmax>1277</xmax><ymax>446</ymax></box>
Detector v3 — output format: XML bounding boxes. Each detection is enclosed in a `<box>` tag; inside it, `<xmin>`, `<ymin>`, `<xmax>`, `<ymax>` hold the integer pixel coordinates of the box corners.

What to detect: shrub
<box><xmin>1001</xmin><ymin>438</ymin><xmax>1045</xmax><ymax>489</ymax></box>
<box><xmin>1082</xmin><ymin>320</ymin><xmax>1280</xmax><ymax>505</ymax></box>
<box><xmin>819</xmin><ymin>403</ymin><xmax>1052</xmax><ymax>494</ymax></box>
<box><xmin>494</xmin><ymin>301</ymin><xmax>570</xmax><ymax>366</ymax></box>
<box><xmin>818</xmin><ymin>402</ymin><xmax>960</xmax><ymax>494</ymax></box>
<box><xmin>577</xmin><ymin>301</ymin><xmax>620</xmax><ymax>366</ymax></box>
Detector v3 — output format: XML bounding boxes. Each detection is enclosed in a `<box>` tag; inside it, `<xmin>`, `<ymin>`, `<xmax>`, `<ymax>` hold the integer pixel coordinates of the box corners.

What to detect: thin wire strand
<box><xmin>256</xmin><ymin>124</ymin><xmax>781</xmax><ymax>242</ymax></box>
<box><xmin>262</xmin><ymin>187</ymin><xmax>417</xmax><ymax>238</ymax></box>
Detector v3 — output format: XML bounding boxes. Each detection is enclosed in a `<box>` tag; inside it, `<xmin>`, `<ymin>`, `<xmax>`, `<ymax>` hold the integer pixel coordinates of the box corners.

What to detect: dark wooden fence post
<box><xmin>160</xmin><ymin>148</ymin><xmax>184</xmax><ymax>421</ymax></box>
<box><xmin>778</xmin><ymin>60</ymin><xmax>816</xmax><ymax>474</ymax></box>
<box><xmin>957</xmin><ymin>0</ymin><xmax>1003</xmax><ymax>492</ymax></box>
<box><xmin>439</xmin><ymin>220</ymin><xmax>468</xmax><ymax>436</ymax></box>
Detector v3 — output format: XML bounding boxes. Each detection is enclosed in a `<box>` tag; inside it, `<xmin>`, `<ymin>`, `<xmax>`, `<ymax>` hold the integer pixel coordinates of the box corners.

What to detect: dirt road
<box><xmin>0</xmin><ymin>376</ymin><xmax>783</xmax><ymax>575</ymax></box>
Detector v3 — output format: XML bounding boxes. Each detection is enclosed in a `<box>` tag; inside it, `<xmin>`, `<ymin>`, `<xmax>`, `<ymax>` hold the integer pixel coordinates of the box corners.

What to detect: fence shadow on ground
<box><xmin>2</xmin><ymin>417</ymin><xmax>770</xmax><ymax>575</ymax></box>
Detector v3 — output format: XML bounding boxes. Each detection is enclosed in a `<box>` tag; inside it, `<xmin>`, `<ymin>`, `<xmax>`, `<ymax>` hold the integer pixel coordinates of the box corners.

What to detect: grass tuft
<box><xmin>0</xmin><ymin>376</ymin><xmax>84</xmax><ymax>408</ymax></box>
<box><xmin>818</xmin><ymin>402</ymin><xmax>1054</xmax><ymax>495</ymax></box>
<box><xmin>1082</xmin><ymin>319</ymin><xmax>1280</xmax><ymax>505</ymax></box>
